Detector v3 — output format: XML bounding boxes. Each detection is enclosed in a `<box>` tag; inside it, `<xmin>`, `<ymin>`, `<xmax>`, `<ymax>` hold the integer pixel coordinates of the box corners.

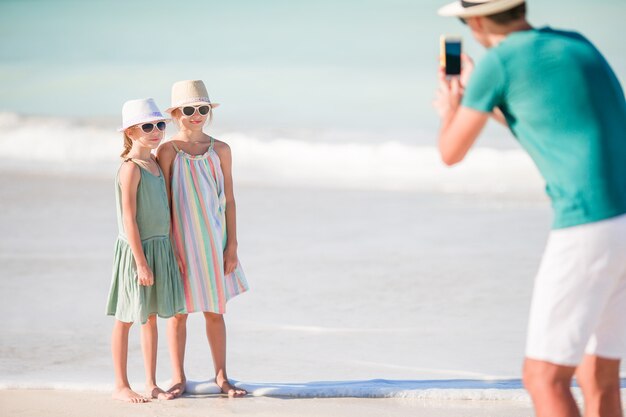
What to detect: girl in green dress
<box><xmin>106</xmin><ymin>98</ymin><xmax>186</xmax><ymax>403</ymax></box>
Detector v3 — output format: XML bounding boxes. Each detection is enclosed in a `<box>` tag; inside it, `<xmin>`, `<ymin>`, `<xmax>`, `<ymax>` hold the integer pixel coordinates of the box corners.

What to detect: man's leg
<box><xmin>524</xmin><ymin>216</ymin><xmax>626</xmax><ymax>417</ymax></box>
<box><xmin>523</xmin><ymin>358</ymin><xmax>581</xmax><ymax>417</ymax></box>
<box><xmin>576</xmin><ymin>355</ymin><xmax>623</xmax><ymax>417</ymax></box>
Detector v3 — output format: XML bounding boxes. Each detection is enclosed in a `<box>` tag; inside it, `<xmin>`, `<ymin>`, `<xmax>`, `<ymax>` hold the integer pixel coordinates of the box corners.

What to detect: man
<box><xmin>433</xmin><ymin>1</ymin><xmax>626</xmax><ymax>416</ymax></box>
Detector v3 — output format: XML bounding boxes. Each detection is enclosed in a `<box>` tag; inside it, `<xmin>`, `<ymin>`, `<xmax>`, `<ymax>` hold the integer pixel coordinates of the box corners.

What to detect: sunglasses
<box><xmin>181</xmin><ymin>105</ymin><xmax>211</xmax><ymax>117</ymax></box>
<box><xmin>139</xmin><ymin>121</ymin><xmax>166</xmax><ymax>133</ymax></box>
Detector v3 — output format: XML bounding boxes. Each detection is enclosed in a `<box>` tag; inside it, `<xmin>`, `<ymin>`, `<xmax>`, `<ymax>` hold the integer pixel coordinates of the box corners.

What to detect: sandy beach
<box><xmin>1</xmin><ymin>168</ymin><xmax>624</xmax><ymax>416</ymax></box>
<box><xmin>0</xmin><ymin>168</ymin><xmax>541</xmax><ymax>414</ymax></box>
<box><xmin>0</xmin><ymin>390</ymin><xmax>537</xmax><ymax>417</ymax></box>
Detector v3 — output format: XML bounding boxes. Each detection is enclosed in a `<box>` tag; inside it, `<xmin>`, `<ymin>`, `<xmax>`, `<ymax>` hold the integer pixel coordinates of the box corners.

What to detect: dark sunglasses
<box><xmin>140</xmin><ymin>121</ymin><xmax>166</xmax><ymax>133</ymax></box>
<box><xmin>181</xmin><ymin>105</ymin><xmax>211</xmax><ymax>117</ymax></box>
<box><xmin>458</xmin><ymin>17</ymin><xmax>467</xmax><ymax>25</ymax></box>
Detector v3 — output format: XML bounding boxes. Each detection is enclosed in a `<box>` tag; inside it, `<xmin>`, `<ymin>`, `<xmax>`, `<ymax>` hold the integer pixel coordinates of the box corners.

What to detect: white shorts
<box><xmin>525</xmin><ymin>213</ymin><xmax>626</xmax><ymax>366</ymax></box>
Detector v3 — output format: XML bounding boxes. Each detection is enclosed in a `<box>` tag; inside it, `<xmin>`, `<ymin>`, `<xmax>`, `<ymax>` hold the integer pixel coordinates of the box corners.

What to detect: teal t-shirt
<box><xmin>462</xmin><ymin>27</ymin><xmax>626</xmax><ymax>229</ymax></box>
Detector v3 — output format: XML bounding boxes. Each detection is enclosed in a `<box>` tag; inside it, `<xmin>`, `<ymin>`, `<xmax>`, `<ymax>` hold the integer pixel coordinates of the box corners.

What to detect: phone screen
<box><xmin>445</xmin><ymin>40</ymin><xmax>462</xmax><ymax>76</ymax></box>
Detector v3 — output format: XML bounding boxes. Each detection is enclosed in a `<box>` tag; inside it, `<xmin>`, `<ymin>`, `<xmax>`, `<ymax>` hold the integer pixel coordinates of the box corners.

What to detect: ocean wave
<box><xmin>0</xmin><ymin>113</ymin><xmax>544</xmax><ymax>195</ymax></box>
<box><xmin>0</xmin><ymin>379</ymin><xmax>530</xmax><ymax>400</ymax></box>
<box><xmin>189</xmin><ymin>378</ymin><xmax>533</xmax><ymax>401</ymax></box>
<box><xmin>3</xmin><ymin>378</ymin><xmax>626</xmax><ymax>402</ymax></box>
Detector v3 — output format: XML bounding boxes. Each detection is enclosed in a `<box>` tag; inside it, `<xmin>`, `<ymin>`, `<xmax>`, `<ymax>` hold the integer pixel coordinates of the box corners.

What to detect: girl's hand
<box><xmin>224</xmin><ymin>246</ymin><xmax>238</xmax><ymax>275</ymax></box>
<box><xmin>176</xmin><ymin>254</ymin><xmax>186</xmax><ymax>278</ymax></box>
<box><xmin>137</xmin><ymin>264</ymin><xmax>154</xmax><ymax>286</ymax></box>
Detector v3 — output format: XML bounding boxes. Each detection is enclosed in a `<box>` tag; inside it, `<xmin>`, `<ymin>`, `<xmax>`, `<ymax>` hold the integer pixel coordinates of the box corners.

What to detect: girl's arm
<box><xmin>156</xmin><ymin>143</ymin><xmax>186</xmax><ymax>277</ymax></box>
<box><xmin>156</xmin><ymin>142</ymin><xmax>176</xmax><ymax>207</ymax></box>
<box><xmin>215</xmin><ymin>141</ymin><xmax>239</xmax><ymax>275</ymax></box>
<box><xmin>118</xmin><ymin>162</ymin><xmax>154</xmax><ymax>286</ymax></box>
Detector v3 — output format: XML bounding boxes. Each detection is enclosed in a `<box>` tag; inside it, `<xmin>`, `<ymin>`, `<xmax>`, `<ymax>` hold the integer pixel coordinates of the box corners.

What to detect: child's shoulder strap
<box><xmin>117</xmin><ymin>158</ymin><xmax>140</xmax><ymax>181</ymax></box>
<box><xmin>121</xmin><ymin>158</ymin><xmax>142</xmax><ymax>171</ymax></box>
<box><xmin>170</xmin><ymin>142</ymin><xmax>181</xmax><ymax>152</ymax></box>
<box><xmin>122</xmin><ymin>157</ymin><xmax>140</xmax><ymax>167</ymax></box>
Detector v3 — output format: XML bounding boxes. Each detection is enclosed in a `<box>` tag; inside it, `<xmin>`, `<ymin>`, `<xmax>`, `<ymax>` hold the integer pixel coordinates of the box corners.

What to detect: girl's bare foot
<box><xmin>216</xmin><ymin>378</ymin><xmax>248</xmax><ymax>397</ymax></box>
<box><xmin>148</xmin><ymin>386</ymin><xmax>175</xmax><ymax>400</ymax></box>
<box><xmin>112</xmin><ymin>387</ymin><xmax>150</xmax><ymax>403</ymax></box>
<box><xmin>167</xmin><ymin>380</ymin><xmax>186</xmax><ymax>398</ymax></box>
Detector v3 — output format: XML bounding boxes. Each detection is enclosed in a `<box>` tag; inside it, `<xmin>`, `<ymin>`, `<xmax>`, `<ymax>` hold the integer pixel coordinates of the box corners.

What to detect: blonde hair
<box><xmin>120</xmin><ymin>132</ymin><xmax>133</xmax><ymax>159</ymax></box>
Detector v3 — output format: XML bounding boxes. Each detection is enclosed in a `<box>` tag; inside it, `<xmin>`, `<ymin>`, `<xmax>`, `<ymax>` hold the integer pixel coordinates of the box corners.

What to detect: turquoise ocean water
<box><xmin>0</xmin><ymin>0</ymin><xmax>624</xmax><ymax>133</ymax></box>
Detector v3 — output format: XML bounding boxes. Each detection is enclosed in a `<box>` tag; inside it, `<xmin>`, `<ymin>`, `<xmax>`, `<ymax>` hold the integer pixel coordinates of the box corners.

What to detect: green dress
<box><xmin>106</xmin><ymin>159</ymin><xmax>186</xmax><ymax>324</ymax></box>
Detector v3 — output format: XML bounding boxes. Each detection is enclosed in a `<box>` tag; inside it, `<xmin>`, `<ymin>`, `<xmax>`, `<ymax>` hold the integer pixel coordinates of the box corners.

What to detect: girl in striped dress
<box><xmin>157</xmin><ymin>80</ymin><xmax>249</xmax><ymax>397</ymax></box>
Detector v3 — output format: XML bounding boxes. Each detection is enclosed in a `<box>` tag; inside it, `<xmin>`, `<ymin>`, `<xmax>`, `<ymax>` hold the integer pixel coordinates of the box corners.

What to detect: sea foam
<box><xmin>0</xmin><ymin>112</ymin><xmax>544</xmax><ymax>195</ymax></box>
<box><xmin>3</xmin><ymin>378</ymin><xmax>625</xmax><ymax>402</ymax></box>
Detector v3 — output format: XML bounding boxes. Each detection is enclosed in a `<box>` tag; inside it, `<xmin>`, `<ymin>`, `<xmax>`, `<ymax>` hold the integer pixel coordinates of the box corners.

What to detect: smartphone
<box><xmin>440</xmin><ymin>35</ymin><xmax>462</xmax><ymax>77</ymax></box>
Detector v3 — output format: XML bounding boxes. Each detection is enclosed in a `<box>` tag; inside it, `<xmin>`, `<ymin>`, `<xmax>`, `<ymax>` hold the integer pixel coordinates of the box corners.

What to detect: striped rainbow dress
<box><xmin>170</xmin><ymin>138</ymin><xmax>249</xmax><ymax>314</ymax></box>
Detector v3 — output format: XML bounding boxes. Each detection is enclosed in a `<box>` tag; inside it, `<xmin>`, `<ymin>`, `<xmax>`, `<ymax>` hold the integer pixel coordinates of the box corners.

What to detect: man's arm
<box><xmin>438</xmin><ymin>106</ymin><xmax>490</xmax><ymax>165</ymax></box>
<box><xmin>434</xmin><ymin>54</ymin><xmax>494</xmax><ymax>165</ymax></box>
<box><xmin>433</xmin><ymin>67</ymin><xmax>490</xmax><ymax>165</ymax></box>
<box><xmin>491</xmin><ymin>107</ymin><xmax>507</xmax><ymax>126</ymax></box>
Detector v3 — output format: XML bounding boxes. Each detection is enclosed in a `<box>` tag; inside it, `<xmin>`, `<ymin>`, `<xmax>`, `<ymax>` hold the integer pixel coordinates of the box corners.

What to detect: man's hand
<box><xmin>433</xmin><ymin>53</ymin><xmax>489</xmax><ymax>166</ymax></box>
<box><xmin>460</xmin><ymin>53</ymin><xmax>474</xmax><ymax>87</ymax></box>
<box><xmin>433</xmin><ymin>54</ymin><xmax>474</xmax><ymax>124</ymax></box>
<box><xmin>433</xmin><ymin>69</ymin><xmax>463</xmax><ymax>124</ymax></box>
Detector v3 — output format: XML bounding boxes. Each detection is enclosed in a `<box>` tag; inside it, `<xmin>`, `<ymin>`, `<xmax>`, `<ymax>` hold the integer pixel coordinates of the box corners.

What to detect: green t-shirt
<box><xmin>462</xmin><ymin>27</ymin><xmax>626</xmax><ymax>229</ymax></box>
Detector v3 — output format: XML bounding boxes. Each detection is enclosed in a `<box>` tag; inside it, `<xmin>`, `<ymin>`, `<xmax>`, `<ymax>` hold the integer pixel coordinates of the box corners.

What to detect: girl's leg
<box><xmin>111</xmin><ymin>320</ymin><xmax>149</xmax><ymax>403</ymax></box>
<box><xmin>141</xmin><ymin>315</ymin><xmax>173</xmax><ymax>400</ymax></box>
<box><xmin>166</xmin><ymin>313</ymin><xmax>188</xmax><ymax>397</ymax></box>
<box><xmin>204</xmin><ymin>312</ymin><xmax>247</xmax><ymax>397</ymax></box>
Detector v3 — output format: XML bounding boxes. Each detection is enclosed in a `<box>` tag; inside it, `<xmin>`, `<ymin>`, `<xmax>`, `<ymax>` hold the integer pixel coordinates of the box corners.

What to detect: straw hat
<box><xmin>438</xmin><ymin>0</ymin><xmax>525</xmax><ymax>18</ymax></box>
<box><xmin>118</xmin><ymin>98</ymin><xmax>169</xmax><ymax>132</ymax></box>
<box><xmin>165</xmin><ymin>80</ymin><xmax>220</xmax><ymax>114</ymax></box>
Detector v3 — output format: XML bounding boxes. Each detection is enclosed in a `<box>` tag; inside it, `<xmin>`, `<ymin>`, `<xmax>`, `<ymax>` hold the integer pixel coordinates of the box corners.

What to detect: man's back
<box><xmin>463</xmin><ymin>27</ymin><xmax>626</xmax><ymax>229</ymax></box>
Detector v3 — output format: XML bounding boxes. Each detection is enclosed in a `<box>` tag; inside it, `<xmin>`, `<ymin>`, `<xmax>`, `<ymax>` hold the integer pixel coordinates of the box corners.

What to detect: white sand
<box><xmin>1</xmin><ymin>168</ymin><xmax>623</xmax><ymax>416</ymax></box>
<box><xmin>0</xmin><ymin>390</ymin><xmax>535</xmax><ymax>417</ymax></box>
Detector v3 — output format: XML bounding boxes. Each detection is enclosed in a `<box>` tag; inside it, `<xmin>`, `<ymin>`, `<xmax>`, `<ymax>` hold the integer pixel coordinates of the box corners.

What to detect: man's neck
<box><xmin>486</xmin><ymin>19</ymin><xmax>533</xmax><ymax>47</ymax></box>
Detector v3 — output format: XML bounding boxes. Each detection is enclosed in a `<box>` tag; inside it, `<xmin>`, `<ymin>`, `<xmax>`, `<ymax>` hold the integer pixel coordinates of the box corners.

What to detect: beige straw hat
<box><xmin>438</xmin><ymin>0</ymin><xmax>525</xmax><ymax>18</ymax></box>
<box><xmin>165</xmin><ymin>80</ymin><xmax>220</xmax><ymax>114</ymax></box>
<box><xmin>118</xmin><ymin>98</ymin><xmax>169</xmax><ymax>132</ymax></box>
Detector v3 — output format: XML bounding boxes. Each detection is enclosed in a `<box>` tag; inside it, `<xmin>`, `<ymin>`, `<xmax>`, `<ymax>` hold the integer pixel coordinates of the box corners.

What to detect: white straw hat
<box><xmin>438</xmin><ymin>0</ymin><xmax>525</xmax><ymax>18</ymax></box>
<box><xmin>118</xmin><ymin>98</ymin><xmax>169</xmax><ymax>132</ymax></box>
<box><xmin>165</xmin><ymin>80</ymin><xmax>220</xmax><ymax>114</ymax></box>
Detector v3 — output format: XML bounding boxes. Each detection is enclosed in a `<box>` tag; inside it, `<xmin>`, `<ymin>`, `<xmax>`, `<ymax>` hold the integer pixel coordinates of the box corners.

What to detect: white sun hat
<box><xmin>438</xmin><ymin>0</ymin><xmax>525</xmax><ymax>18</ymax></box>
<box><xmin>118</xmin><ymin>98</ymin><xmax>169</xmax><ymax>132</ymax></box>
<box><xmin>165</xmin><ymin>80</ymin><xmax>220</xmax><ymax>114</ymax></box>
